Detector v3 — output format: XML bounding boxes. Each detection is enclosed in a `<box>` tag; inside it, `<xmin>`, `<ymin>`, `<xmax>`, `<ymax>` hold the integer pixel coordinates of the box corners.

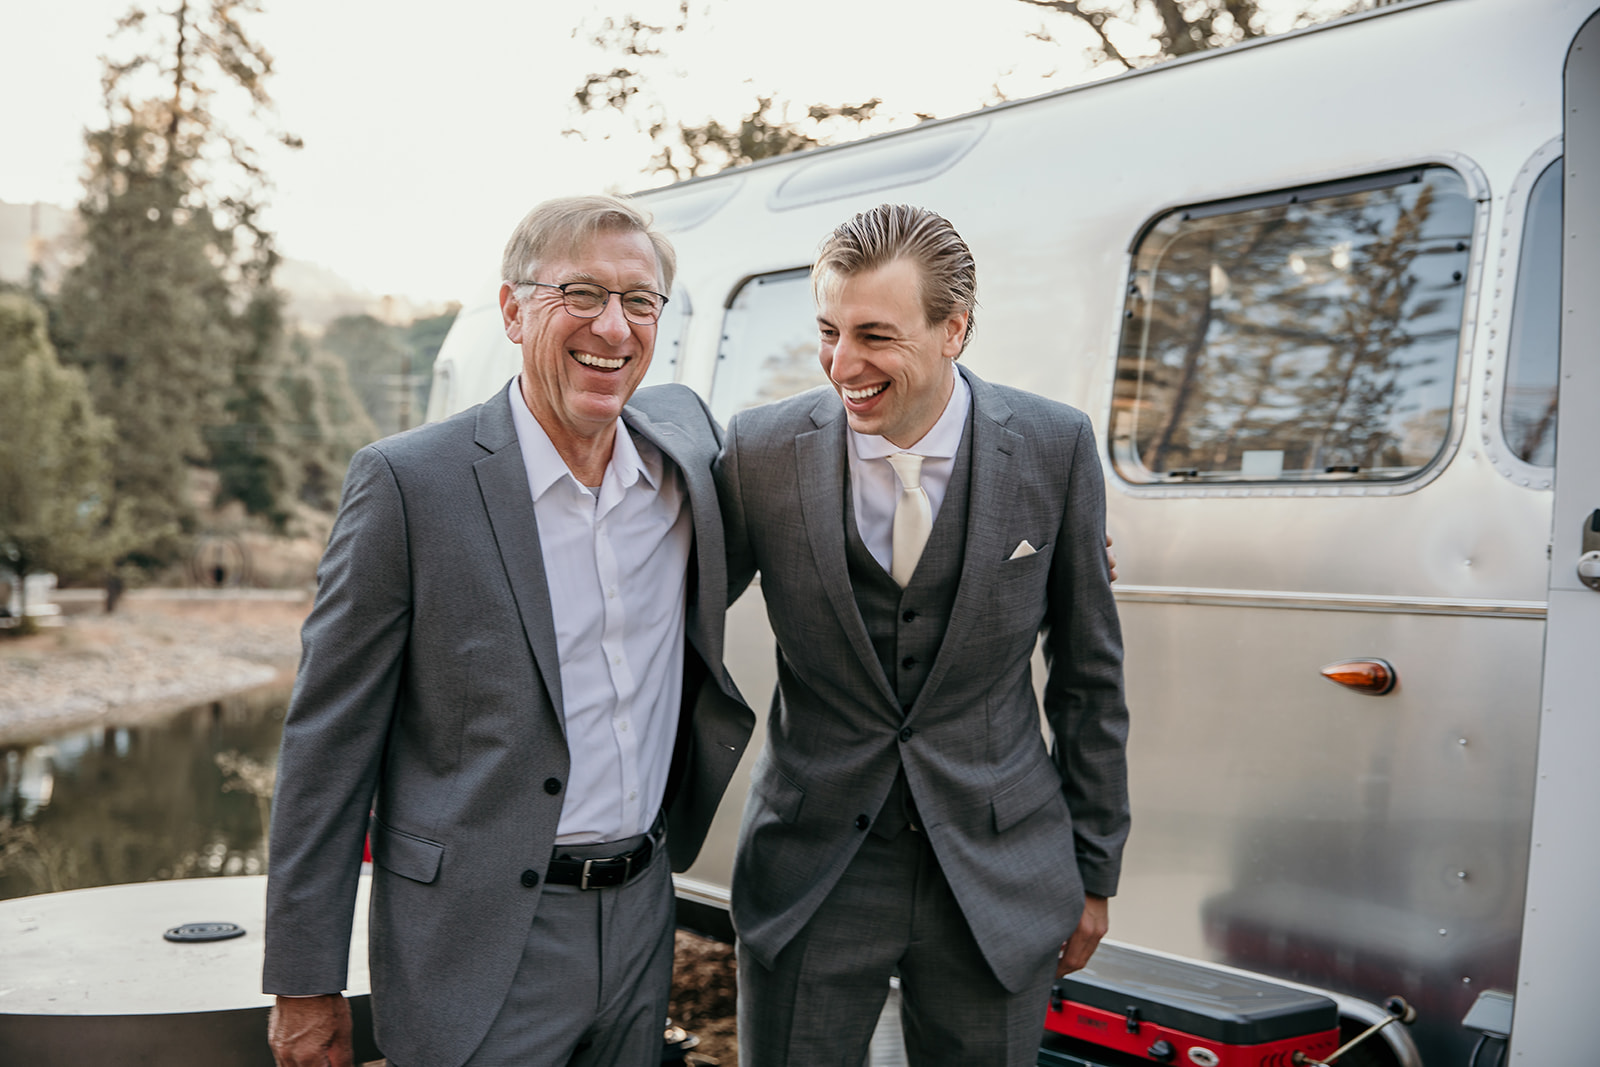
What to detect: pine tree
<box><xmin>54</xmin><ymin>2</ymin><xmax>305</xmax><ymax>563</ymax></box>
<box><xmin>276</xmin><ymin>332</ymin><xmax>376</xmax><ymax>512</ymax></box>
<box><xmin>55</xmin><ymin>113</ymin><xmax>237</xmax><ymax>564</ymax></box>
<box><xmin>210</xmin><ymin>286</ymin><xmax>298</xmax><ymax>530</ymax></box>
<box><xmin>318</xmin><ymin>314</ymin><xmax>410</xmax><ymax>438</ymax></box>
<box><xmin>0</xmin><ymin>294</ymin><xmax>122</xmax><ymax>627</ymax></box>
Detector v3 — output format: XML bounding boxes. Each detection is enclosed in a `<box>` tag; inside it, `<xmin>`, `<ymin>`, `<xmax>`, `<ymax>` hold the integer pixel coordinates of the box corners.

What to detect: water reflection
<box><xmin>0</xmin><ymin>686</ymin><xmax>290</xmax><ymax>901</ymax></box>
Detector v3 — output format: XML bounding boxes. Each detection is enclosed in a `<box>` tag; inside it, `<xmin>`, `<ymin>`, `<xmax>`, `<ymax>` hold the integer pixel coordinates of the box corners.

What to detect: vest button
<box><xmin>520</xmin><ymin>869</ymin><xmax>539</xmax><ymax>888</ymax></box>
<box><xmin>899</xmin><ymin>726</ymin><xmax>914</xmax><ymax>742</ymax></box>
<box><xmin>900</xmin><ymin>656</ymin><xmax>916</xmax><ymax>670</ymax></box>
<box><xmin>544</xmin><ymin>778</ymin><xmax>562</xmax><ymax>795</ymax></box>
<box><xmin>854</xmin><ymin>814</ymin><xmax>870</xmax><ymax>831</ymax></box>
<box><xmin>902</xmin><ymin>609</ymin><xmax>917</xmax><ymax>623</ymax></box>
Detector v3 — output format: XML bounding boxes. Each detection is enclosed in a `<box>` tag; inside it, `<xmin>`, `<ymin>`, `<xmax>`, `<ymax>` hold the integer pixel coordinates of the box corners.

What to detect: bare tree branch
<box><xmin>1013</xmin><ymin>0</ymin><xmax>1137</xmax><ymax>69</ymax></box>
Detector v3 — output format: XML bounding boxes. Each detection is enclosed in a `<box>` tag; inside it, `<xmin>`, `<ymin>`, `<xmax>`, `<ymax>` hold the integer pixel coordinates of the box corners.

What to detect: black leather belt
<box><xmin>545</xmin><ymin>814</ymin><xmax>665</xmax><ymax>890</ymax></box>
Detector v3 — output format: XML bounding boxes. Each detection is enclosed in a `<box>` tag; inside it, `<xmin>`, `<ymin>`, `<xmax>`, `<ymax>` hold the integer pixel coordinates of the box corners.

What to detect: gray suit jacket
<box><xmin>716</xmin><ymin>365</ymin><xmax>1129</xmax><ymax>993</ymax></box>
<box><xmin>263</xmin><ymin>382</ymin><xmax>753</xmax><ymax>1067</ymax></box>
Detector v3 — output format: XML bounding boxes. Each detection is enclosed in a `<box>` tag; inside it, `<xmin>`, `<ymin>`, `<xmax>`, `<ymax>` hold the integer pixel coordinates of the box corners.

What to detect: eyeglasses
<box><xmin>515</xmin><ymin>281</ymin><xmax>669</xmax><ymax>325</ymax></box>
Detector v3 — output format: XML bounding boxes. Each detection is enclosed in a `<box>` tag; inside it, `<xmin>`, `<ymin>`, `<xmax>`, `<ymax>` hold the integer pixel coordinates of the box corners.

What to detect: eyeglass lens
<box><xmin>562</xmin><ymin>283</ymin><xmax>664</xmax><ymax>324</ymax></box>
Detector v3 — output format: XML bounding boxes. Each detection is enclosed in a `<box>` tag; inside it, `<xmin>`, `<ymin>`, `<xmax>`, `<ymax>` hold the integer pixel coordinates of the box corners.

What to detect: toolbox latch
<box><xmin>1124</xmin><ymin>1005</ymin><xmax>1142</xmax><ymax>1034</ymax></box>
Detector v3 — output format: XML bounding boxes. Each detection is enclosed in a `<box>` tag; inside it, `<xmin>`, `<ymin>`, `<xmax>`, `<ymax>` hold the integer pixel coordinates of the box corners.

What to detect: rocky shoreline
<box><xmin>0</xmin><ymin>592</ymin><xmax>310</xmax><ymax>744</ymax></box>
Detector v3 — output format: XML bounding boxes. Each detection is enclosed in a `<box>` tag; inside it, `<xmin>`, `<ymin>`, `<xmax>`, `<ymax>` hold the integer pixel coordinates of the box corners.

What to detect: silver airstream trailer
<box><xmin>426</xmin><ymin>0</ymin><xmax>1600</xmax><ymax>1062</ymax></box>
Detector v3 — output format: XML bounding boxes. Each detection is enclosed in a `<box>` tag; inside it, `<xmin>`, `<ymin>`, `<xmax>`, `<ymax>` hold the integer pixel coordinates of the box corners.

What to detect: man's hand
<box><xmin>1057</xmin><ymin>893</ymin><xmax>1110</xmax><ymax>977</ymax></box>
<box><xmin>1105</xmin><ymin>533</ymin><xmax>1119</xmax><ymax>583</ymax></box>
<box><xmin>268</xmin><ymin>993</ymin><xmax>354</xmax><ymax>1067</ymax></box>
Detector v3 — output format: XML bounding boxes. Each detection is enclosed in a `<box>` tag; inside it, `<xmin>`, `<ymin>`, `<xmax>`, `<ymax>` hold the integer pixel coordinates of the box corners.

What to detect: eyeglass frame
<box><xmin>512</xmin><ymin>280</ymin><xmax>670</xmax><ymax>325</ymax></box>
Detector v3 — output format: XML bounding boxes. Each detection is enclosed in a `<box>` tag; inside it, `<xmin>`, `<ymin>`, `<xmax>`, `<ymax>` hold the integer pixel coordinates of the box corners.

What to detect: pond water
<box><xmin>0</xmin><ymin>685</ymin><xmax>290</xmax><ymax>901</ymax></box>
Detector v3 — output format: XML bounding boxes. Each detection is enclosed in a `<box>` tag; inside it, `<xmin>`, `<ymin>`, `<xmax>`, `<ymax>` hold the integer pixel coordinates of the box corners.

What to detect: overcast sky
<box><xmin>1</xmin><ymin>0</ymin><xmax>1344</xmax><ymax>307</ymax></box>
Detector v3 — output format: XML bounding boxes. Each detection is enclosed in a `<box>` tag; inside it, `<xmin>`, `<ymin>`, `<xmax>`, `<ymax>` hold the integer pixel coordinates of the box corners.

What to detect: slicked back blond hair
<box><xmin>501</xmin><ymin>194</ymin><xmax>676</xmax><ymax>294</ymax></box>
<box><xmin>813</xmin><ymin>204</ymin><xmax>977</xmax><ymax>353</ymax></box>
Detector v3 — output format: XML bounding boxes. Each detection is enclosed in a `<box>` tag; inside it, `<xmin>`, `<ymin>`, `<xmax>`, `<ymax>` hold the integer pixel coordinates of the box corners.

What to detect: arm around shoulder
<box><xmin>714</xmin><ymin>413</ymin><xmax>759</xmax><ymax>605</ymax></box>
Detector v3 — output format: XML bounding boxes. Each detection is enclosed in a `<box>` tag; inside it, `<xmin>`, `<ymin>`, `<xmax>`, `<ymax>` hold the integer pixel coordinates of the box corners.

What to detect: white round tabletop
<box><xmin>0</xmin><ymin>874</ymin><xmax>371</xmax><ymax>1016</ymax></box>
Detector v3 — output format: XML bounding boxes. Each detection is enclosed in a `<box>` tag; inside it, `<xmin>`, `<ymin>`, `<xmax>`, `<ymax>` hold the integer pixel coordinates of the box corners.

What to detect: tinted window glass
<box><xmin>1502</xmin><ymin>159</ymin><xmax>1561</xmax><ymax>467</ymax></box>
<box><xmin>709</xmin><ymin>268</ymin><xmax>827</xmax><ymax>425</ymax></box>
<box><xmin>1112</xmin><ymin>168</ymin><xmax>1473</xmax><ymax>484</ymax></box>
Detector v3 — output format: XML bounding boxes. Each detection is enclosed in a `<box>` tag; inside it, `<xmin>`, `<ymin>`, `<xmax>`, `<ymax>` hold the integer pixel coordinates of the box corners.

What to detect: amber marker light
<box><xmin>1320</xmin><ymin>659</ymin><xmax>1397</xmax><ymax>695</ymax></box>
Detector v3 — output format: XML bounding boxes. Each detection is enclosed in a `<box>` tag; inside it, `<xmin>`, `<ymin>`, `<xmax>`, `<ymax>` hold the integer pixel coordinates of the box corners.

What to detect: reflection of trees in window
<box><xmin>1502</xmin><ymin>159</ymin><xmax>1562</xmax><ymax>467</ymax></box>
<box><xmin>711</xmin><ymin>270</ymin><xmax>827</xmax><ymax>425</ymax></box>
<box><xmin>751</xmin><ymin>340</ymin><xmax>826</xmax><ymax>410</ymax></box>
<box><xmin>1115</xmin><ymin>169</ymin><xmax>1471</xmax><ymax>483</ymax></box>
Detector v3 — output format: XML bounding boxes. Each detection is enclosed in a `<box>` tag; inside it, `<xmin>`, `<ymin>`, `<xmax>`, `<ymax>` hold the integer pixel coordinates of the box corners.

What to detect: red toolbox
<box><xmin>1043</xmin><ymin>943</ymin><xmax>1340</xmax><ymax>1067</ymax></box>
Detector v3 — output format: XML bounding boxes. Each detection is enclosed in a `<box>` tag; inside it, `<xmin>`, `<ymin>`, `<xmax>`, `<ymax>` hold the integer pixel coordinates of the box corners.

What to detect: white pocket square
<box><xmin>1008</xmin><ymin>540</ymin><xmax>1037</xmax><ymax>560</ymax></box>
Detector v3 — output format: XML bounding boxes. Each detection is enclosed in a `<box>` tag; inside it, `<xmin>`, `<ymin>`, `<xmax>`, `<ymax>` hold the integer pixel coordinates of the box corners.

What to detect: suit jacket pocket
<box><xmin>998</xmin><ymin>541</ymin><xmax>1052</xmax><ymax>578</ymax></box>
<box><xmin>986</xmin><ymin>541</ymin><xmax>1054</xmax><ymax>613</ymax></box>
<box><xmin>370</xmin><ymin>816</ymin><xmax>444</xmax><ymax>884</ymax></box>
<box><xmin>754</xmin><ymin>765</ymin><xmax>806</xmax><ymax>826</ymax></box>
<box><xmin>991</xmin><ymin>757</ymin><xmax>1065</xmax><ymax>834</ymax></box>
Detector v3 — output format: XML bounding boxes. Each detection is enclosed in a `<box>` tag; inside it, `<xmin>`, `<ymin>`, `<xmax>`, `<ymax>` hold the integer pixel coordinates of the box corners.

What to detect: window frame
<box><xmin>637</xmin><ymin>283</ymin><xmax>693</xmax><ymax>389</ymax></box>
<box><xmin>1482</xmin><ymin>138</ymin><xmax>1563</xmax><ymax>491</ymax></box>
<box><xmin>1105</xmin><ymin>153</ymin><xmax>1491</xmax><ymax>500</ymax></box>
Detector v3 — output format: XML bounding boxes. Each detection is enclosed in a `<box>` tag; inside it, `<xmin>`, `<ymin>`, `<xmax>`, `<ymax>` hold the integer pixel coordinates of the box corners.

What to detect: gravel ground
<box><xmin>0</xmin><ymin>592</ymin><xmax>309</xmax><ymax>745</ymax></box>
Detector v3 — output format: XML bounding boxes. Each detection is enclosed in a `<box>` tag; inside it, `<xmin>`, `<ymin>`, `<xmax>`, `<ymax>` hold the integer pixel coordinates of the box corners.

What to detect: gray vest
<box><xmin>844</xmin><ymin>415</ymin><xmax>974</xmax><ymax>838</ymax></box>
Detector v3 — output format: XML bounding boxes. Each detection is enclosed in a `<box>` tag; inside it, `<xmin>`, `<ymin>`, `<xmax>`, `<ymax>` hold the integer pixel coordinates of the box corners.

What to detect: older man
<box><xmin>718</xmin><ymin>204</ymin><xmax>1130</xmax><ymax>1065</ymax></box>
<box><xmin>263</xmin><ymin>195</ymin><xmax>752</xmax><ymax>1067</ymax></box>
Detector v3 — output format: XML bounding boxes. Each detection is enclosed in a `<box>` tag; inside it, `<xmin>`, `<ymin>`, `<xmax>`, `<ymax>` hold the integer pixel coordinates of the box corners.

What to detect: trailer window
<box><xmin>638</xmin><ymin>285</ymin><xmax>691</xmax><ymax>389</ymax></box>
<box><xmin>1112</xmin><ymin>167</ymin><xmax>1473</xmax><ymax>485</ymax></box>
<box><xmin>1502</xmin><ymin>158</ymin><xmax>1561</xmax><ymax>467</ymax></box>
<box><xmin>709</xmin><ymin>268</ymin><xmax>827</xmax><ymax>425</ymax></box>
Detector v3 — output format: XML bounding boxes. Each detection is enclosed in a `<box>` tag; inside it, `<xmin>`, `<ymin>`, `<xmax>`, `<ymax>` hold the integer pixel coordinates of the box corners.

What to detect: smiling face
<box><xmin>500</xmin><ymin>228</ymin><xmax>662</xmax><ymax>453</ymax></box>
<box><xmin>817</xmin><ymin>257</ymin><xmax>966</xmax><ymax>448</ymax></box>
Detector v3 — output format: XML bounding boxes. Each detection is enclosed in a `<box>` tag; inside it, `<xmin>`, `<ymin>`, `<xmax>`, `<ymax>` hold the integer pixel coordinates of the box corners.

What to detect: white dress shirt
<box><xmin>508</xmin><ymin>380</ymin><xmax>692</xmax><ymax>844</ymax></box>
<box><xmin>847</xmin><ymin>365</ymin><xmax>971</xmax><ymax>574</ymax></box>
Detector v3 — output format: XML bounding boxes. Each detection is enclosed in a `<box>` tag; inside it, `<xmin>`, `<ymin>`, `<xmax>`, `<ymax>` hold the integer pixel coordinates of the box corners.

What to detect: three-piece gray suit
<box><xmin>263</xmin><ymin>383</ymin><xmax>753</xmax><ymax>1067</ymax></box>
<box><xmin>717</xmin><ymin>365</ymin><xmax>1130</xmax><ymax>1060</ymax></box>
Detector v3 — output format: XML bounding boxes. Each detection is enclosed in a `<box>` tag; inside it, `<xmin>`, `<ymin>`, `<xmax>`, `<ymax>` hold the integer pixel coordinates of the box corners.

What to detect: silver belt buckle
<box><xmin>580</xmin><ymin>858</ymin><xmax>596</xmax><ymax>891</ymax></box>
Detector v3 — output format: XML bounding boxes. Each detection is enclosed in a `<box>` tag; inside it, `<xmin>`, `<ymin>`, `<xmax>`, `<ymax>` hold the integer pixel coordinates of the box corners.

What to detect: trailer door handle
<box><xmin>1579</xmin><ymin>510</ymin><xmax>1600</xmax><ymax>591</ymax></box>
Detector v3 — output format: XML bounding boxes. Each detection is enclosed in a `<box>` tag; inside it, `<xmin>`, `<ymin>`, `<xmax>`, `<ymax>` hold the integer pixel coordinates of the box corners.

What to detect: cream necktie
<box><xmin>885</xmin><ymin>452</ymin><xmax>932</xmax><ymax>588</ymax></box>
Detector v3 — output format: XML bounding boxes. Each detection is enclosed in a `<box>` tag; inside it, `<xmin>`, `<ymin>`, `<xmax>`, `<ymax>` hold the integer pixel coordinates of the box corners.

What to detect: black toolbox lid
<box><xmin>1053</xmin><ymin>944</ymin><xmax>1338</xmax><ymax>1046</ymax></box>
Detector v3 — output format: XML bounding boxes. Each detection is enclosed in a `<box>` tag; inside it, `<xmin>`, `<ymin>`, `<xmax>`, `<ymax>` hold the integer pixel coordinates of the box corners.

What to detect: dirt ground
<box><xmin>671</xmin><ymin>931</ymin><xmax>740</xmax><ymax>1064</ymax></box>
<box><xmin>2</xmin><ymin>592</ymin><xmax>743</xmax><ymax>1058</ymax></box>
<box><xmin>0</xmin><ymin>593</ymin><xmax>308</xmax><ymax>744</ymax></box>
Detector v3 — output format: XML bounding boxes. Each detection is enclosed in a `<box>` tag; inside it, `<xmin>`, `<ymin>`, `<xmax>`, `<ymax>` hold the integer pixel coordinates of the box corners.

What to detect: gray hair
<box><xmin>501</xmin><ymin>194</ymin><xmax>676</xmax><ymax>295</ymax></box>
<box><xmin>813</xmin><ymin>204</ymin><xmax>976</xmax><ymax>352</ymax></box>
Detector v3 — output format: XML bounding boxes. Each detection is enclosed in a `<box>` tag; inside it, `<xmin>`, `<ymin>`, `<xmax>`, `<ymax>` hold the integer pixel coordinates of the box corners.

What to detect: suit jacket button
<box><xmin>854</xmin><ymin>814</ymin><xmax>870</xmax><ymax>831</ymax></box>
<box><xmin>902</xmin><ymin>609</ymin><xmax>917</xmax><ymax>623</ymax></box>
<box><xmin>520</xmin><ymin>869</ymin><xmax>539</xmax><ymax>888</ymax></box>
<box><xmin>544</xmin><ymin>778</ymin><xmax>562</xmax><ymax>795</ymax></box>
<box><xmin>899</xmin><ymin>726</ymin><xmax>914</xmax><ymax>742</ymax></box>
<box><xmin>900</xmin><ymin>656</ymin><xmax>916</xmax><ymax>670</ymax></box>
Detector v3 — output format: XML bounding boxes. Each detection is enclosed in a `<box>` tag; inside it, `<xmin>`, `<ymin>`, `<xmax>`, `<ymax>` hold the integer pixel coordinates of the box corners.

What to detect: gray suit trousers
<box><xmin>430</xmin><ymin>833</ymin><xmax>674</xmax><ymax>1067</ymax></box>
<box><xmin>737</xmin><ymin>828</ymin><xmax>1057</xmax><ymax>1067</ymax></box>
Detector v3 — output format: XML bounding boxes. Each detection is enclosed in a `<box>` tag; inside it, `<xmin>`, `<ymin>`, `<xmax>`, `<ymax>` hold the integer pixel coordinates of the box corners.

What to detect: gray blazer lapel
<box><xmin>797</xmin><ymin>395</ymin><xmax>900</xmax><ymax>709</ymax></box>
<box><xmin>623</xmin><ymin>403</ymin><xmax>726</xmax><ymax>672</ymax></box>
<box><xmin>472</xmin><ymin>391</ymin><xmax>565</xmax><ymax>724</ymax></box>
<box><xmin>911</xmin><ymin>368</ymin><xmax>1021</xmax><ymax>716</ymax></box>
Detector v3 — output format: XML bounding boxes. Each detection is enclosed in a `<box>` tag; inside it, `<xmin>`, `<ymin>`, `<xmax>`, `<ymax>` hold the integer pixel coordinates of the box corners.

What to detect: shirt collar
<box><xmin>849</xmin><ymin>363</ymin><xmax>970</xmax><ymax>461</ymax></box>
<box><xmin>508</xmin><ymin>378</ymin><xmax>656</xmax><ymax>500</ymax></box>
